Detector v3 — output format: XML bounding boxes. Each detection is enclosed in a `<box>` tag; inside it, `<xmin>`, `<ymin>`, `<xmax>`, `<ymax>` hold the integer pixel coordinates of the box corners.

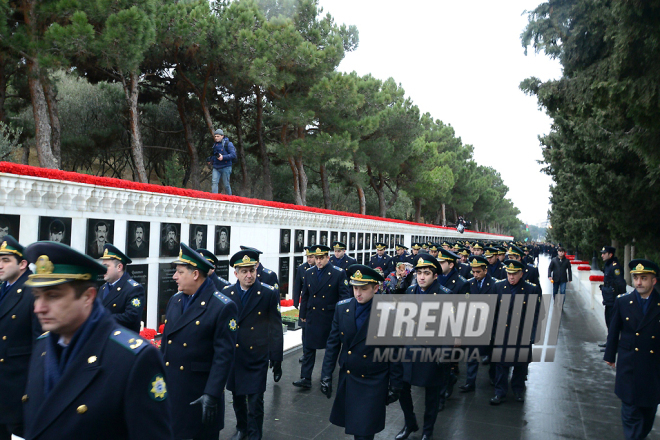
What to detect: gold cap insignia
<box><xmin>0</xmin><ymin>241</ymin><xmax>6</xmax><ymax>251</ymax></box>
<box><xmin>602</xmin><ymin>247</ymin><xmax>606</xmax><ymax>252</ymax></box>
<box><xmin>316</xmin><ymin>248</ymin><xmax>322</xmax><ymax>254</ymax></box>
<box><xmin>636</xmin><ymin>263</ymin><xmax>645</xmax><ymax>271</ymax></box>
<box><xmin>178</xmin><ymin>250</ymin><xmax>183</xmax><ymax>259</ymax></box>
<box><xmin>242</xmin><ymin>255</ymin><xmax>251</xmax><ymax>264</ymax></box>
<box><xmin>354</xmin><ymin>270</ymin><xmax>363</xmax><ymax>280</ymax></box>
<box><xmin>508</xmin><ymin>263</ymin><xmax>515</xmax><ymax>270</ymax></box>
<box><xmin>36</xmin><ymin>255</ymin><xmax>54</xmax><ymax>275</ymax></box>
<box><xmin>103</xmin><ymin>248</ymin><xmax>109</xmax><ymax>257</ymax></box>
<box><xmin>418</xmin><ymin>258</ymin><xmax>424</xmax><ymax>266</ymax></box>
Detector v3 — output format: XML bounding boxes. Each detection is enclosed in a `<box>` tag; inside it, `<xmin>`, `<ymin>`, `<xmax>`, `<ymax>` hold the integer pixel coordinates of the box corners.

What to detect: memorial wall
<box><xmin>0</xmin><ymin>163</ymin><xmax>512</xmax><ymax>329</ymax></box>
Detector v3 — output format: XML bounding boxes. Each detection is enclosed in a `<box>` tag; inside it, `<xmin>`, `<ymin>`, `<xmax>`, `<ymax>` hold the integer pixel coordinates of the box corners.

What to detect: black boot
<box><xmin>229</xmin><ymin>431</ymin><xmax>247</xmax><ymax>440</ymax></box>
<box><xmin>395</xmin><ymin>424</ymin><xmax>419</xmax><ymax>440</ymax></box>
<box><xmin>292</xmin><ymin>378</ymin><xmax>311</xmax><ymax>388</ymax></box>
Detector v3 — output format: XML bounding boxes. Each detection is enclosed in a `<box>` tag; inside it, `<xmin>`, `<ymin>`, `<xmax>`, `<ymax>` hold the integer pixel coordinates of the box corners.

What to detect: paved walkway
<box><xmin>220</xmin><ymin>256</ymin><xmax>659</xmax><ymax>440</ymax></box>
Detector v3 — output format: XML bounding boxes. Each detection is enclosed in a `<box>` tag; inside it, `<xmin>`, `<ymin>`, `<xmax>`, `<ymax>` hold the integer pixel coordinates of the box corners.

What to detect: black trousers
<box><xmin>621</xmin><ymin>402</ymin><xmax>657</xmax><ymax>440</ymax></box>
<box><xmin>605</xmin><ymin>305</ymin><xmax>614</xmax><ymax>330</ymax></box>
<box><xmin>300</xmin><ymin>347</ymin><xmax>320</xmax><ymax>379</ymax></box>
<box><xmin>0</xmin><ymin>423</ymin><xmax>22</xmax><ymax>440</ymax></box>
<box><xmin>233</xmin><ymin>393</ymin><xmax>265</xmax><ymax>440</ymax></box>
<box><xmin>399</xmin><ymin>383</ymin><xmax>442</xmax><ymax>436</ymax></box>
<box><xmin>493</xmin><ymin>363</ymin><xmax>528</xmax><ymax>397</ymax></box>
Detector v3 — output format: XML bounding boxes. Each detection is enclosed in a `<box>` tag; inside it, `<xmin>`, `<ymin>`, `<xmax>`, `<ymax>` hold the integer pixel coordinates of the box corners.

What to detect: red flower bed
<box><xmin>577</xmin><ymin>265</ymin><xmax>591</xmax><ymax>271</ymax></box>
<box><xmin>140</xmin><ymin>328</ymin><xmax>157</xmax><ymax>340</ymax></box>
<box><xmin>280</xmin><ymin>299</ymin><xmax>294</xmax><ymax>307</ymax></box>
<box><xmin>0</xmin><ymin>162</ymin><xmax>513</xmax><ymax>237</ymax></box>
<box><xmin>567</xmin><ymin>255</ymin><xmax>576</xmax><ymax>260</ymax></box>
<box><xmin>158</xmin><ymin>324</ymin><xmax>165</xmax><ymax>334</ymax></box>
<box><xmin>570</xmin><ymin>260</ymin><xmax>589</xmax><ymax>265</ymax></box>
<box><xmin>589</xmin><ymin>275</ymin><xmax>605</xmax><ymax>282</ymax></box>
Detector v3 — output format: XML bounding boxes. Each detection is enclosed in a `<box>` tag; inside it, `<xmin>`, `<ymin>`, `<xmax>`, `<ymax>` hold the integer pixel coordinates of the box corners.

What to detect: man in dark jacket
<box><xmin>0</xmin><ymin>236</ymin><xmax>40</xmax><ymax>440</ymax></box>
<box><xmin>330</xmin><ymin>241</ymin><xmax>356</xmax><ymax>270</ymax></box>
<box><xmin>224</xmin><ymin>250</ymin><xmax>283</xmax><ymax>440</ymax></box>
<box><xmin>207</xmin><ymin>129</ymin><xmax>236</xmax><ymax>195</ymax></box>
<box><xmin>196</xmin><ymin>249</ymin><xmax>231</xmax><ymax>291</ymax></box>
<box><xmin>604</xmin><ymin>259</ymin><xmax>660</xmax><ymax>440</ymax></box>
<box><xmin>600</xmin><ymin>246</ymin><xmax>628</xmax><ymax>334</ymax></box>
<box><xmin>293</xmin><ymin>247</ymin><xmax>315</xmax><ymax>362</ymax></box>
<box><xmin>160</xmin><ymin>243</ymin><xmax>238</xmax><ymax>440</ymax></box>
<box><xmin>548</xmin><ymin>246</ymin><xmax>572</xmax><ymax>297</ymax></box>
<box><xmin>98</xmin><ymin>244</ymin><xmax>145</xmax><ymax>332</ymax></box>
<box><xmin>321</xmin><ymin>264</ymin><xmax>403</xmax><ymax>440</ymax></box>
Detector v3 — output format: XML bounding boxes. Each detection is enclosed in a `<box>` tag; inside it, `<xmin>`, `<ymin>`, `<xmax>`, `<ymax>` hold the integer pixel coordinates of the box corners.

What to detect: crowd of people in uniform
<box><xmin>0</xmin><ymin>233</ymin><xmax>657</xmax><ymax>440</ymax></box>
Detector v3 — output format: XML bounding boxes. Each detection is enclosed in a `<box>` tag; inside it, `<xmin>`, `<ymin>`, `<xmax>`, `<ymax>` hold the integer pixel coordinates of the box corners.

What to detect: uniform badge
<box><xmin>614</xmin><ymin>269</ymin><xmax>621</xmax><ymax>276</ymax></box>
<box><xmin>150</xmin><ymin>375</ymin><xmax>167</xmax><ymax>401</ymax></box>
<box><xmin>274</xmin><ymin>284</ymin><xmax>279</xmax><ymax>290</ymax></box>
<box><xmin>344</xmin><ymin>279</ymin><xmax>348</xmax><ymax>286</ymax></box>
<box><xmin>277</xmin><ymin>303</ymin><xmax>281</xmax><ymax>313</ymax></box>
<box><xmin>229</xmin><ymin>318</ymin><xmax>238</xmax><ymax>331</ymax></box>
<box><xmin>131</xmin><ymin>298</ymin><xmax>141</xmax><ymax>307</ymax></box>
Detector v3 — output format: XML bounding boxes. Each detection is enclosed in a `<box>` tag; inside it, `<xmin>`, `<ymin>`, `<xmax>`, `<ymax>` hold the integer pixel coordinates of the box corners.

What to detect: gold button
<box><xmin>363</xmin><ymin>355</ymin><xmax>367</xmax><ymax>358</ymax></box>
<box><xmin>17</xmin><ymin>289</ymin><xmax>21</xmax><ymax>293</ymax></box>
<box><xmin>168</xmin><ymin>340</ymin><xmax>172</xmax><ymax>344</ymax></box>
<box><xmin>11</xmin><ymin>315</ymin><xmax>16</xmax><ymax>319</ymax></box>
<box><xmin>77</xmin><ymin>405</ymin><xmax>87</xmax><ymax>414</ymax></box>
<box><xmin>113</xmin><ymin>304</ymin><xmax>116</xmax><ymax>307</ymax></box>
<box><xmin>653</xmin><ymin>336</ymin><xmax>656</xmax><ymax>339</ymax></box>
<box><xmin>346</xmin><ymin>370</ymin><xmax>350</xmax><ymax>374</ymax></box>
<box><xmin>251</xmin><ymin>327</ymin><xmax>254</xmax><ymax>330</ymax></box>
<box><xmin>630</xmin><ymin>301</ymin><xmax>634</xmax><ymax>304</ymax></box>
<box><xmin>651</xmin><ymin>350</ymin><xmax>655</xmax><ymax>354</ymax></box>
<box><xmin>258</xmin><ymin>312</ymin><xmax>261</xmax><ymax>315</ymax></box>
<box><xmin>322</xmin><ymin>296</ymin><xmax>325</xmax><ymax>298</ymax></box>
<box><xmin>257</xmin><ymin>291</ymin><xmax>261</xmax><ymax>295</ymax></box>
<box><xmin>114</xmin><ymin>331</ymin><xmax>121</xmax><ymax>335</ymax></box>
<box><xmin>236</xmin><ymin>344</ymin><xmax>239</xmax><ymax>347</ymax></box>
<box><xmin>636</xmin><ymin>333</ymin><xmax>640</xmax><ymax>336</ymax></box>
<box><xmin>635</xmin><ymin>348</ymin><xmax>639</xmax><ymax>351</ymax></box>
<box><xmin>183</xmin><ymin>343</ymin><xmax>187</xmax><ymax>347</ymax></box>
<box><xmin>362</xmin><ymin>375</ymin><xmax>365</xmax><ymax>378</ymax></box>
<box><xmin>626</xmin><ymin>317</ymin><xmax>630</xmax><ymax>321</ymax></box>
<box><xmin>196</xmin><ymin>321</ymin><xmax>200</xmax><ymax>325</ymax></box>
<box><xmin>0</xmin><ymin>359</ymin><xmax>4</xmax><ymax>363</ymax></box>
<box><xmin>2</xmin><ymin>336</ymin><xmax>6</xmax><ymax>340</ymax></box>
<box><xmin>314</xmin><ymin>295</ymin><xmax>317</xmax><ymax>298</ymax></box>
<box><xmin>346</xmin><ymin>309</ymin><xmax>349</xmax><ymax>312</ymax></box>
<box><xmin>201</xmin><ymin>301</ymin><xmax>206</xmax><ymax>306</ymax></box>
<box><xmin>22</xmin><ymin>395</ymin><xmax>28</xmax><ymax>403</ymax></box>
<box><xmin>164</xmin><ymin>320</ymin><xmax>167</xmax><ymax>324</ymax></box>
<box><xmin>313</xmin><ymin>307</ymin><xmax>316</xmax><ymax>310</ymax></box>
<box><xmin>250</xmin><ymin>346</ymin><xmax>253</xmax><ymax>349</ymax></box>
<box><xmin>165</xmin><ymin>362</ymin><xmax>169</xmax><ymax>366</ymax></box>
<box><xmin>348</xmin><ymin>351</ymin><xmax>352</xmax><ymax>355</ymax></box>
<box><xmin>341</xmin><ymin>332</ymin><xmax>344</xmax><ymax>335</ymax></box>
<box><xmin>41</xmin><ymin>352</ymin><xmax>46</xmax><ymax>356</ymax></box>
<box><xmin>180</xmin><ymin>366</ymin><xmax>184</xmax><ymax>370</ymax></box>
<box><xmin>88</xmin><ymin>356</ymin><xmax>97</xmax><ymax>364</ymax></box>
<box><xmin>329</xmin><ymin>284</ymin><xmax>331</xmax><ymax>287</ymax></box>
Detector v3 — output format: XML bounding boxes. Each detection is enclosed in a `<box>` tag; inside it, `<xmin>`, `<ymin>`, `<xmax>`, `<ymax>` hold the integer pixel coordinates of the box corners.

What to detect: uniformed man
<box><xmin>396</xmin><ymin>254</ymin><xmax>451</xmax><ymax>440</ymax></box>
<box><xmin>484</xmin><ymin>247</ymin><xmax>504</xmax><ymax>281</ymax></box>
<box><xmin>160</xmin><ymin>243</ymin><xmax>238</xmax><ymax>440</ymax></box>
<box><xmin>604</xmin><ymin>259</ymin><xmax>660</xmax><ymax>440</ymax></box>
<box><xmin>506</xmin><ymin>245</ymin><xmax>541</xmax><ymax>287</ymax></box>
<box><xmin>421</xmin><ymin>242</ymin><xmax>429</xmax><ymax>252</ymax></box>
<box><xmin>428</xmin><ymin>243</ymin><xmax>440</xmax><ymax>259</ymax></box>
<box><xmin>196</xmin><ymin>249</ymin><xmax>231</xmax><ymax>291</ymax></box>
<box><xmin>458</xmin><ymin>256</ymin><xmax>496</xmax><ymax>393</ymax></box>
<box><xmin>23</xmin><ymin>242</ymin><xmax>173</xmax><ymax>440</ymax></box>
<box><xmin>293</xmin><ymin>247</ymin><xmax>316</xmax><ymax>362</ymax></box>
<box><xmin>394</xmin><ymin>244</ymin><xmax>410</xmax><ymax>265</ymax></box>
<box><xmin>224</xmin><ymin>250</ymin><xmax>283</xmax><ymax>440</ymax></box>
<box><xmin>368</xmin><ymin>243</ymin><xmax>393</xmax><ymax>275</ymax></box>
<box><xmin>599</xmin><ymin>246</ymin><xmax>627</xmax><ymax>350</ymax></box>
<box><xmin>329</xmin><ymin>242</ymin><xmax>356</xmax><ymax>270</ymax></box>
<box><xmin>455</xmin><ymin>247</ymin><xmax>472</xmax><ymax>279</ymax></box>
<box><xmin>410</xmin><ymin>243</ymin><xmax>422</xmax><ymax>261</ymax></box>
<box><xmin>522</xmin><ymin>246</ymin><xmax>535</xmax><ymax>265</ymax></box>
<box><xmin>441</xmin><ymin>241</ymin><xmax>452</xmax><ymax>251</ymax></box>
<box><xmin>98</xmin><ymin>244</ymin><xmax>144</xmax><ymax>332</ymax></box>
<box><xmin>490</xmin><ymin>260</ymin><xmax>543</xmax><ymax>405</ymax></box>
<box><xmin>0</xmin><ymin>236</ymin><xmax>40</xmax><ymax>440</ymax></box>
<box><xmin>321</xmin><ymin>265</ymin><xmax>403</xmax><ymax>440</ymax></box>
<box><xmin>239</xmin><ymin>246</ymin><xmax>279</xmax><ymax>289</ymax></box>
<box><xmin>496</xmin><ymin>246</ymin><xmax>507</xmax><ymax>263</ymax></box>
<box><xmin>471</xmin><ymin>242</ymin><xmax>484</xmax><ymax>256</ymax></box>
<box><xmin>294</xmin><ymin>245</ymin><xmax>350</xmax><ymax>388</ymax></box>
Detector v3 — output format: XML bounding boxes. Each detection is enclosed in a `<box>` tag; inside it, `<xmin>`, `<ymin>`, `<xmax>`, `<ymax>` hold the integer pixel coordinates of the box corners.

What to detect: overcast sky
<box><xmin>317</xmin><ymin>0</ymin><xmax>562</xmax><ymax>226</ymax></box>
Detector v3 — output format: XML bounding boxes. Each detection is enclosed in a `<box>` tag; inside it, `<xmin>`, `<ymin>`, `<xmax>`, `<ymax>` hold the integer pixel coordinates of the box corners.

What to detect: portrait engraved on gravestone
<box><xmin>39</xmin><ymin>216</ymin><xmax>72</xmax><ymax>246</ymax></box>
<box><xmin>160</xmin><ymin>223</ymin><xmax>181</xmax><ymax>257</ymax></box>
<box><xmin>215</xmin><ymin>226</ymin><xmax>231</xmax><ymax>256</ymax></box>
<box><xmin>294</xmin><ymin>229</ymin><xmax>305</xmax><ymax>253</ymax></box>
<box><xmin>280</xmin><ymin>229</ymin><xmax>291</xmax><ymax>253</ymax></box>
<box><xmin>86</xmin><ymin>219</ymin><xmax>115</xmax><ymax>259</ymax></box>
<box><xmin>126</xmin><ymin>221</ymin><xmax>150</xmax><ymax>259</ymax></box>
<box><xmin>189</xmin><ymin>224</ymin><xmax>208</xmax><ymax>250</ymax></box>
<box><xmin>0</xmin><ymin>214</ymin><xmax>20</xmax><ymax>241</ymax></box>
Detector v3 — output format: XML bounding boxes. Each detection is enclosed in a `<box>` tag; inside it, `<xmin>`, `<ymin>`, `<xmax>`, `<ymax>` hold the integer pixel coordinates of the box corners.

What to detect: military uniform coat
<box><xmin>487</xmin><ymin>261</ymin><xmax>504</xmax><ymax>280</ymax></box>
<box><xmin>441</xmin><ymin>269</ymin><xmax>469</xmax><ymax>295</ymax></box>
<box><xmin>602</xmin><ymin>257</ymin><xmax>627</xmax><ymax>306</ymax></box>
<box><xmin>23</xmin><ymin>308</ymin><xmax>173</xmax><ymax>440</ymax></box>
<box><xmin>369</xmin><ymin>254</ymin><xmax>394</xmax><ymax>275</ymax></box>
<box><xmin>329</xmin><ymin>255</ymin><xmax>357</xmax><ymax>271</ymax></box>
<box><xmin>209</xmin><ymin>272</ymin><xmax>230</xmax><ymax>291</ymax></box>
<box><xmin>322</xmin><ymin>297</ymin><xmax>403</xmax><ymax>436</ymax></box>
<box><xmin>402</xmin><ymin>281</ymin><xmax>452</xmax><ymax>387</ymax></box>
<box><xmin>99</xmin><ymin>271</ymin><xmax>145</xmax><ymax>333</ymax></box>
<box><xmin>223</xmin><ymin>280</ymin><xmax>283</xmax><ymax>395</ymax></box>
<box><xmin>465</xmin><ymin>275</ymin><xmax>496</xmax><ymax>351</ymax></box>
<box><xmin>0</xmin><ymin>269</ymin><xmax>40</xmax><ymax>426</ymax></box>
<box><xmin>299</xmin><ymin>263</ymin><xmax>351</xmax><ymax>350</ymax></box>
<box><xmin>604</xmin><ymin>290</ymin><xmax>660</xmax><ymax>407</ymax></box>
<box><xmin>492</xmin><ymin>279</ymin><xmax>543</xmax><ymax>365</ymax></box>
<box><xmin>160</xmin><ymin>278</ymin><xmax>238</xmax><ymax>438</ymax></box>
<box><xmin>458</xmin><ymin>262</ymin><xmax>472</xmax><ymax>279</ymax></box>
<box><xmin>293</xmin><ymin>262</ymin><xmax>311</xmax><ymax>309</ymax></box>
<box><xmin>257</xmin><ymin>264</ymin><xmax>279</xmax><ymax>290</ymax></box>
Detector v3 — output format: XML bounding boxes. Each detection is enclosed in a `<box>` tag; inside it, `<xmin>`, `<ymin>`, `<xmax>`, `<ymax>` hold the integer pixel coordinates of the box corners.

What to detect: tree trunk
<box><xmin>121</xmin><ymin>71</ymin><xmax>148</xmax><ymax>183</ymax></box>
<box><xmin>287</xmin><ymin>155</ymin><xmax>303</xmax><ymax>205</ymax></box>
<box><xmin>353</xmin><ymin>160</ymin><xmax>366</xmax><ymax>215</ymax></box>
<box><xmin>414</xmin><ymin>197</ymin><xmax>422</xmax><ymax>223</ymax></box>
<box><xmin>27</xmin><ymin>60</ymin><xmax>58</xmax><ymax>169</ymax></box>
<box><xmin>234</xmin><ymin>99</ymin><xmax>249</xmax><ymax>196</ymax></box>
<box><xmin>42</xmin><ymin>77</ymin><xmax>61</xmax><ymax>167</ymax></box>
<box><xmin>0</xmin><ymin>55</ymin><xmax>7</xmax><ymax>123</ymax></box>
<box><xmin>296</xmin><ymin>127</ymin><xmax>307</xmax><ymax>205</ymax></box>
<box><xmin>256</xmin><ymin>89</ymin><xmax>273</xmax><ymax>200</ymax></box>
<box><xmin>319</xmin><ymin>162</ymin><xmax>332</xmax><ymax>209</ymax></box>
<box><xmin>441</xmin><ymin>203</ymin><xmax>447</xmax><ymax>226</ymax></box>
<box><xmin>176</xmin><ymin>94</ymin><xmax>200</xmax><ymax>190</ymax></box>
<box><xmin>367</xmin><ymin>166</ymin><xmax>387</xmax><ymax>218</ymax></box>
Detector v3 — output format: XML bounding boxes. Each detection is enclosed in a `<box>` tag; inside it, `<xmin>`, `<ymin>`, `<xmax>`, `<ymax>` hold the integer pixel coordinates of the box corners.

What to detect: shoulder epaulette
<box><xmin>213</xmin><ymin>291</ymin><xmax>231</xmax><ymax>303</ymax></box>
<box><xmin>306</xmin><ymin>266</ymin><xmax>315</xmax><ymax>271</ymax></box>
<box><xmin>337</xmin><ymin>298</ymin><xmax>352</xmax><ymax>305</ymax></box>
<box><xmin>129</xmin><ymin>278</ymin><xmax>140</xmax><ymax>287</ymax></box>
<box><xmin>458</xmin><ymin>275</ymin><xmax>467</xmax><ymax>282</ymax></box>
<box><xmin>495</xmin><ymin>279</ymin><xmax>506</xmax><ymax>283</ymax></box>
<box><xmin>613</xmin><ymin>262</ymin><xmax>618</xmax><ymax>266</ymax></box>
<box><xmin>109</xmin><ymin>329</ymin><xmax>148</xmax><ymax>355</ymax></box>
<box><xmin>265</xmin><ymin>269</ymin><xmax>273</xmax><ymax>274</ymax></box>
<box><xmin>261</xmin><ymin>282</ymin><xmax>275</xmax><ymax>290</ymax></box>
<box><xmin>525</xmin><ymin>280</ymin><xmax>537</xmax><ymax>286</ymax></box>
<box><xmin>617</xmin><ymin>291</ymin><xmax>631</xmax><ymax>298</ymax></box>
<box><xmin>332</xmin><ymin>265</ymin><xmax>343</xmax><ymax>272</ymax></box>
<box><xmin>467</xmin><ymin>277</ymin><xmax>475</xmax><ymax>282</ymax></box>
<box><xmin>38</xmin><ymin>331</ymin><xmax>49</xmax><ymax>340</ymax></box>
<box><xmin>440</xmin><ymin>286</ymin><xmax>452</xmax><ymax>294</ymax></box>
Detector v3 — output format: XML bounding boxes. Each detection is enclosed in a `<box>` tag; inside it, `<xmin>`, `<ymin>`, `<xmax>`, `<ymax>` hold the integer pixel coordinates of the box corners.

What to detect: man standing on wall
<box><xmin>207</xmin><ymin>129</ymin><xmax>236</xmax><ymax>195</ymax></box>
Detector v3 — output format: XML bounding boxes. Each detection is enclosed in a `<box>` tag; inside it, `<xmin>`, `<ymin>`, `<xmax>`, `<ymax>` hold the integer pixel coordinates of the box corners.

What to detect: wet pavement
<box><xmin>220</xmin><ymin>256</ymin><xmax>659</xmax><ymax>440</ymax></box>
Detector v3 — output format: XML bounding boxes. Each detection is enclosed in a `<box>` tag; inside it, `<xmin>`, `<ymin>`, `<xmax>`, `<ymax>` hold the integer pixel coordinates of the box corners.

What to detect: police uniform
<box><xmin>222</xmin><ymin>250</ymin><xmax>283</xmax><ymax>440</ymax></box>
<box><xmin>160</xmin><ymin>244</ymin><xmax>238</xmax><ymax>440</ymax></box>
<box><xmin>98</xmin><ymin>245</ymin><xmax>144</xmax><ymax>333</ymax></box>
<box><xmin>397</xmin><ymin>255</ymin><xmax>452</xmax><ymax>440</ymax></box>
<box><xmin>196</xmin><ymin>249</ymin><xmax>231</xmax><ymax>291</ymax></box>
<box><xmin>484</xmin><ymin>247</ymin><xmax>504</xmax><ymax>281</ymax></box>
<box><xmin>368</xmin><ymin>243</ymin><xmax>394</xmax><ymax>275</ymax></box>
<box><xmin>490</xmin><ymin>260</ymin><xmax>543</xmax><ymax>405</ymax></box>
<box><xmin>604</xmin><ymin>259</ymin><xmax>660</xmax><ymax>440</ymax></box>
<box><xmin>329</xmin><ymin>242</ymin><xmax>357</xmax><ymax>270</ymax></box>
<box><xmin>295</xmin><ymin>246</ymin><xmax>351</xmax><ymax>386</ymax></box>
<box><xmin>0</xmin><ymin>237</ymin><xmax>40</xmax><ymax>440</ymax></box>
<box><xmin>601</xmin><ymin>246</ymin><xmax>627</xmax><ymax>329</ymax></box>
<box><xmin>437</xmin><ymin>249</ymin><xmax>469</xmax><ymax>295</ymax></box>
<box><xmin>321</xmin><ymin>265</ymin><xmax>403</xmax><ymax>440</ymax></box>
<box><xmin>394</xmin><ymin>244</ymin><xmax>410</xmax><ymax>265</ymax></box>
<box><xmin>505</xmin><ymin>246</ymin><xmax>541</xmax><ymax>288</ymax></box>
<box><xmin>22</xmin><ymin>242</ymin><xmax>173</xmax><ymax>440</ymax></box>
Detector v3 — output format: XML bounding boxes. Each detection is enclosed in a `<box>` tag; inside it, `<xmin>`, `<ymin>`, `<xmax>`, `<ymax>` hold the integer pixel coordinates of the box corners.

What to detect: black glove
<box><xmin>320</xmin><ymin>377</ymin><xmax>332</xmax><ymax>399</ymax></box>
<box><xmin>190</xmin><ymin>394</ymin><xmax>218</xmax><ymax>426</ymax></box>
<box><xmin>386</xmin><ymin>387</ymin><xmax>401</xmax><ymax>405</ymax></box>
<box><xmin>270</xmin><ymin>360</ymin><xmax>282</xmax><ymax>382</ymax></box>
